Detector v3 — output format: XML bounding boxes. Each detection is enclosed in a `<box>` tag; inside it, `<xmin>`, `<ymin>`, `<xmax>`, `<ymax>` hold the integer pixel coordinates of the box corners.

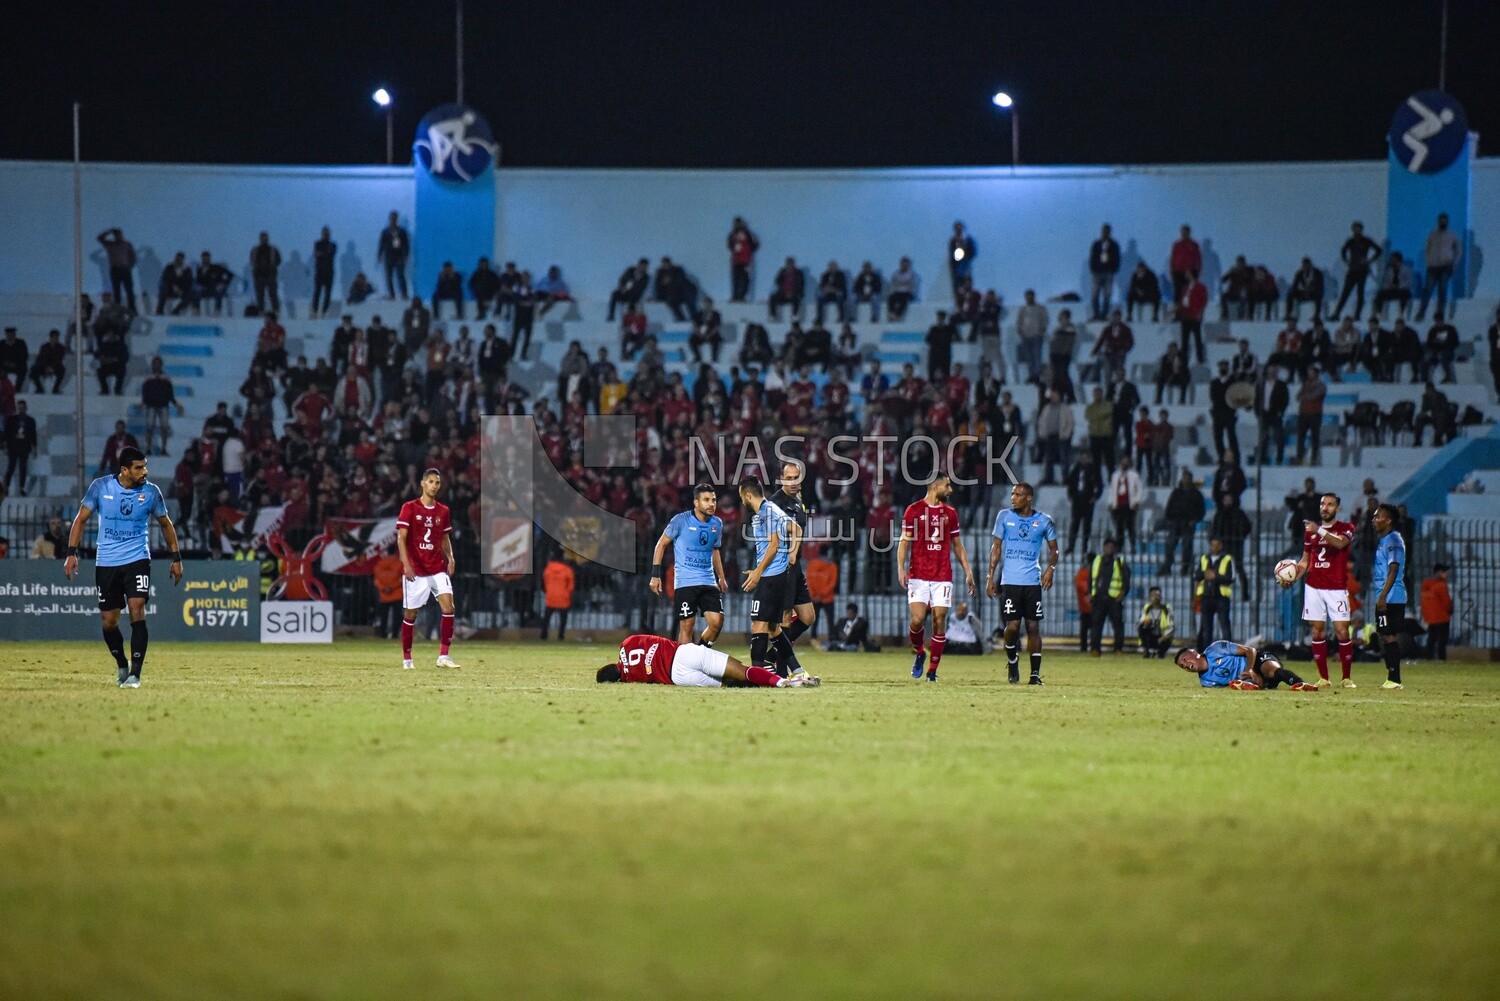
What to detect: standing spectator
<box><xmin>377</xmin><ymin>211</ymin><xmax>410</xmax><ymax>299</ymax></box>
<box><xmin>1149</xmin><ymin>408</ymin><xmax>1175</xmax><ymax>486</ymax></box>
<box><xmin>402</xmin><ymin>297</ymin><xmax>432</xmax><ymax>355</ymax></box>
<box><xmin>312</xmin><ymin>227</ymin><xmax>337</xmax><ymax>318</ymax></box>
<box><xmin>1015</xmin><ymin>290</ymin><xmax>1048</xmax><ymax>383</ymax></box>
<box><xmin>926</xmin><ymin>311</ymin><xmax>956</xmax><ymax>381</ymax></box>
<box><xmin>469</xmin><ymin>257</ymin><xmax>502</xmax><ymax>318</ymax></box>
<box><xmin>1106</xmin><ymin>368</ymin><xmax>1141</xmax><ymax>461</ymax></box>
<box><xmin>1048</xmin><ymin>309</ymin><xmax>1078</xmax><ymax>384</ymax></box>
<box><xmin>886</xmin><ymin>257</ymin><xmax>917</xmax><ymax>320</ymax></box>
<box><xmin>1091</xmin><ymin>310</ymin><xmax>1134</xmax><ymax>377</ymax></box>
<box><xmin>424</xmin><ymin>328</ymin><xmax>450</xmax><ymax>403</ymax></box>
<box><xmin>249</xmin><ymin>231</ymin><xmax>282</xmax><ymax>313</ymax></box>
<box><xmin>1088</xmin><ymin>537</ymin><xmax>1131</xmax><ymax>655</ymax></box>
<box><xmin>1084</xmin><ymin>387</ymin><xmax>1115</xmax><ymax>481</ymax></box>
<box><xmin>99</xmin><ymin>419</ymin><xmax>139</xmax><ymax>475</ymax></box>
<box><xmin>96</xmin><ymin>228</ymin><xmax>138</xmax><ymax>312</ymax></box>
<box><xmin>815</xmin><ymin>261</ymin><xmax>848</xmax><ymax>324</ymax></box>
<box><xmin>1373</xmin><ymin>252</ymin><xmax>1413</xmax><ymax>319</ymax></box>
<box><xmin>1416</xmin><ymin>212</ymin><xmax>1461</xmax><ymax>321</ymax></box>
<box><xmin>1285</xmin><ymin>257</ymin><xmax>1324</xmax><ymax>322</ymax></box>
<box><xmin>1211</xmin><ymin>449</ymin><xmax>1246</xmax><ymax>509</ymax></box>
<box><xmin>768</xmin><ymin>258</ymin><xmax>804</xmax><ymax>320</ymax></box>
<box><xmin>1168</xmin><ymin>225</ymin><xmax>1201</xmax><ymax>304</ymax></box>
<box><xmin>804</xmin><ymin>546</ymin><xmax>839</xmax><ymax>638</ymax></box>
<box><xmin>1420</xmin><ymin>563</ymin><xmax>1452</xmax><ymax>660</ymax></box>
<box><xmin>1036</xmin><ymin>389</ymin><xmax>1073</xmax><ymax>485</ymax></box>
<box><xmin>0</xmin><ymin>328</ymin><xmax>28</xmax><ymax>387</ymax></box>
<box><xmin>1208</xmin><ymin>361</ymin><xmax>1239</xmax><ymax>461</ymax></box>
<box><xmin>1219</xmin><ymin>255</ymin><xmax>1253</xmax><ymax>320</ymax></box>
<box><xmin>1107</xmin><ymin>458</ymin><xmax>1142</xmax><ymax>553</ymax></box>
<box><xmin>1161</xmin><ymin>469</ymin><xmax>1205</xmax><ymax>574</ymax></box>
<box><xmin>1210</xmin><ymin>495</ymin><xmax>1252</xmax><ymax>590</ymax></box>
<box><xmin>1063</xmin><ymin>452</ymin><xmax>1101</xmax><ymax>556</ymax></box>
<box><xmin>432</xmin><ymin>261</ymin><xmax>465</xmax><ymax>319</ymax></box>
<box><xmin>852</xmin><ymin>262</ymin><xmax>882</xmax><ymax>321</ymax></box>
<box><xmin>1295</xmin><ymin>366</ymin><xmax>1326</xmax><ymax>465</ymax></box>
<box><xmin>28</xmin><ymin>329</ymin><xmax>66</xmax><ymax>394</ymax></box>
<box><xmin>221</xmin><ymin>429</ymin><xmax>245</xmax><ymax>501</ymax></box>
<box><xmin>141</xmin><ymin>357</ymin><xmax>184</xmax><ymax>456</ymax></box>
<box><xmin>540</xmin><ymin>555</ymin><xmax>575</xmax><ymax>640</ymax></box>
<box><xmin>477</xmin><ymin>324</ymin><xmax>512</xmax><ymax>385</ymax></box>
<box><xmin>727</xmin><ymin>216</ymin><xmax>758</xmax><ymax>301</ymax></box>
<box><xmin>1137</xmin><ymin>586</ymin><xmax>1175</xmax><ymax>658</ymax></box>
<box><xmin>155</xmin><ymin>252</ymin><xmax>196</xmax><ymax>316</ymax></box>
<box><xmin>1488</xmin><ymin>304</ymin><xmax>1500</xmax><ymax>398</ymax></box>
<box><xmin>1194</xmin><ymin>537</ymin><xmax>1235</xmax><ymax>650</ymax></box>
<box><xmin>1074</xmin><ymin>557</ymin><xmax>1094</xmax><ymax>653</ymax></box>
<box><xmin>947</xmin><ymin>221</ymin><xmax>976</xmax><ymax>301</ymax></box>
<box><xmin>511</xmin><ymin>271</ymin><xmax>537</xmax><ymax>360</ymax></box>
<box><xmin>1177</xmin><ymin>272</ymin><xmax>1207</xmax><ymax>363</ymax></box>
<box><xmin>3</xmin><ymin>400</ymin><xmax>37</xmax><ymax>497</ymax></box>
<box><xmin>1126</xmin><ymin>262</ymin><xmax>1162</xmax><ymax>322</ymax></box>
<box><xmin>1425</xmin><ymin>316</ymin><xmax>1458</xmax><ymax>384</ymax></box>
<box><xmin>1333</xmin><ymin>221</ymin><xmax>1382</xmax><ymax>320</ymax></box>
<box><xmin>1088</xmin><ymin>223</ymin><xmax>1121</xmax><ymax>320</ymax></box>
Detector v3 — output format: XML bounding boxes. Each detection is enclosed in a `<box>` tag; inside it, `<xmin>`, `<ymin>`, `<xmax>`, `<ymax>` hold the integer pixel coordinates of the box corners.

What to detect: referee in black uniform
<box><xmin>769</xmin><ymin>459</ymin><xmax>816</xmax><ymax>679</ymax></box>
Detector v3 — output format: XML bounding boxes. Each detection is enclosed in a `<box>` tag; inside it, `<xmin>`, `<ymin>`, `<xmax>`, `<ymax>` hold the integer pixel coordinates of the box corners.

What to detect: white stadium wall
<box><xmin>0</xmin><ymin>157</ymin><xmax>1495</xmax><ymax>300</ymax></box>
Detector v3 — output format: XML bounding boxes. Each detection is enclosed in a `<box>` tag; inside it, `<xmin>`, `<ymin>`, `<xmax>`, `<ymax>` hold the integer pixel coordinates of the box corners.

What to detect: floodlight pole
<box><xmin>385</xmin><ymin>107</ymin><xmax>394</xmax><ymax>165</ymax></box>
<box><xmin>456</xmin><ymin>0</ymin><xmax>465</xmax><ymax>105</ymax></box>
<box><xmin>1439</xmin><ymin>0</ymin><xmax>1449</xmax><ymax>91</ymax></box>
<box><xmin>1010</xmin><ymin>110</ymin><xmax>1020</xmax><ymax>168</ymax></box>
<box><xmin>72</xmin><ymin>101</ymin><xmax>86</xmax><ymax>500</ymax></box>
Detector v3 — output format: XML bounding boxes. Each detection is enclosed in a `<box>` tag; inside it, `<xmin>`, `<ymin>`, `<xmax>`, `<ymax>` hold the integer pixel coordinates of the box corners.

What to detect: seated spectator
<box><xmin>1393</xmin><ymin>318</ymin><xmax>1423</xmax><ymax>384</ymax></box>
<box><xmin>1267</xmin><ymin>319</ymin><xmax>1303</xmax><ymax>378</ymax></box>
<box><xmin>835</xmin><ymin>323</ymin><xmax>862</xmax><ymax>376</ymax></box>
<box><xmin>535</xmin><ymin>265</ymin><xmax>572</xmax><ymax>316</ymax></box>
<box><xmin>1413</xmin><ymin>381</ymin><xmax>1456</xmax><ymax>447</ymax></box>
<box><xmin>653</xmin><ymin>257</ymin><xmax>693</xmax><ymax>321</ymax></box>
<box><xmin>252</xmin><ymin>312</ymin><xmax>288</xmax><ymax>374</ymax></box>
<box><xmin>432</xmin><ymin>261</ymin><xmax>465</xmax><ymax>319</ymax></box>
<box><xmin>887</xmin><ymin>256</ymin><xmax>918</xmax><ymax>320</ymax></box>
<box><xmin>1248</xmin><ymin>264</ymin><xmax>1280</xmax><ymax>320</ymax></box>
<box><xmin>194</xmin><ymin>251</ymin><xmax>233</xmax><ymax>314</ymax></box>
<box><xmin>953</xmin><ymin>277</ymin><xmax>981</xmax><ymax>340</ymax></box>
<box><xmin>1362</xmin><ymin>317</ymin><xmax>1395</xmax><ymax>382</ymax></box>
<box><xmin>1301</xmin><ymin>318</ymin><xmax>1331</xmax><ymax>373</ymax></box>
<box><xmin>28</xmin><ymin>329</ymin><xmax>66</xmax><ymax>394</ymax></box>
<box><xmin>1153</xmin><ymin>342</ymin><xmax>1190</xmax><ymax>405</ymax></box>
<box><xmin>347</xmin><ymin>272</ymin><xmax>374</xmax><ymax>304</ymax></box>
<box><xmin>31</xmin><ymin>516</ymin><xmax>67</xmax><ymax>559</ymax></box>
<box><xmin>619</xmin><ymin>303</ymin><xmax>648</xmax><ymax>361</ymax></box>
<box><xmin>1228</xmin><ymin>338</ymin><xmax>1258</xmax><ymax>384</ymax></box>
<box><xmin>1424</xmin><ymin>316</ymin><xmax>1458</xmax><ymax>384</ymax></box>
<box><xmin>815</xmin><ymin>261</ymin><xmax>848</xmax><ymax>324</ymax></box>
<box><xmin>1219</xmin><ymin>255</ymin><xmax>1253</xmax><ymax>320</ymax></box>
<box><xmin>825</xmin><ymin>602</ymin><xmax>880</xmax><ymax>652</ymax></box>
<box><xmin>95</xmin><ymin>324</ymin><xmax>129</xmax><ymax>396</ymax></box>
<box><xmin>769</xmin><ymin>257</ymin><xmax>804</xmax><ymax>321</ymax></box>
<box><xmin>1125</xmin><ymin>262</ymin><xmax>1161</xmax><ymax>322</ymax></box>
<box><xmin>607</xmin><ymin>259</ymin><xmax>650</xmax><ymax>321</ymax></box>
<box><xmin>1138</xmin><ymin>586</ymin><xmax>1174</xmax><ymax>658</ymax></box>
<box><xmin>739</xmin><ymin>321</ymin><xmax>773</xmax><ymax>368</ymax></box>
<box><xmin>0</xmin><ymin>329</ymin><xmax>27</xmax><ymax>388</ymax></box>
<box><xmin>852</xmin><ymin>261</ymin><xmax>882</xmax><ymax>321</ymax></box>
<box><xmin>803</xmin><ymin>319</ymin><xmax>833</xmax><ymax>371</ymax></box>
<box><xmin>156</xmin><ymin>252</ymin><xmax>197</xmax><ymax>316</ymax></box>
<box><xmin>1329</xmin><ymin>317</ymin><xmax>1360</xmax><ymax>379</ymax></box>
<box><xmin>944</xmin><ymin>602</ymin><xmax>985</xmax><ymax>655</ymax></box>
<box><xmin>1285</xmin><ymin>257</ymin><xmax>1324</xmax><ymax>321</ymax></box>
<box><xmin>1090</xmin><ymin>309</ymin><xmax>1134</xmax><ymax>376</ymax></box>
<box><xmin>1373</xmin><ymin>252</ymin><xmax>1413</xmax><ymax>320</ymax></box>
<box><xmin>469</xmin><ymin>257</ymin><xmax>502</xmax><ymax>318</ymax></box>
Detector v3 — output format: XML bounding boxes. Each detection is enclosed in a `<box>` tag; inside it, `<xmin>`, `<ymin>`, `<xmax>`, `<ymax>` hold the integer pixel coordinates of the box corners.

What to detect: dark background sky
<box><xmin>4</xmin><ymin>1</ymin><xmax>1496</xmax><ymax>168</ymax></box>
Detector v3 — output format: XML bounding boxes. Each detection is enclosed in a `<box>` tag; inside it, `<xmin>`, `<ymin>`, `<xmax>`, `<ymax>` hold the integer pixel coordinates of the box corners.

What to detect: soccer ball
<box><xmin>1274</xmin><ymin>559</ymin><xmax>1299</xmax><ymax>585</ymax></box>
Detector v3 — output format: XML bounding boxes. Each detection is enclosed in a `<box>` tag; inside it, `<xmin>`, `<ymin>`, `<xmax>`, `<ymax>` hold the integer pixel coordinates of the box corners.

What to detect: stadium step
<box><xmin>156</xmin><ymin>343</ymin><xmax>214</xmax><ymax>358</ymax></box>
<box><xmin>166</xmin><ymin>324</ymin><xmax>223</xmax><ymax>338</ymax></box>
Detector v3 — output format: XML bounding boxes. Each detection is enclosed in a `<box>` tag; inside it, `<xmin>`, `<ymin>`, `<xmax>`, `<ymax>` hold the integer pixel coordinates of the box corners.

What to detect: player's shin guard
<box><xmin>129</xmin><ymin>620</ymin><xmax>148</xmax><ymax>678</ymax></box>
<box><xmin>440</xmin><ymin>613</ymin><xmax>454</xmax><ymax>656</ymax></box>
<box><xmin>750</xmin><ymin>632</ymin><xmax>769</xmax><ymax>669</ymax></box>
<box><xmin>401</xmin><ymin>619</ymin><xmax>415</xmax><ymax>660</ymax></box>
<box><xmin>783</xmin><ymin>620</ymin><xmax>808</xmax><ymax>644</ymax></box>
<box><xmin>1004</xmin><ymin>639</ymin><xmax>1019</xmax><ymax>668</ymax></box>
<box><xmin>928</xmin><ymin>634</ymin><xmax>945</xmax><ymax>674</ymax></box>
<box><xmin>1272</xmin><ymin>667</ymin><xmax>1304</xmax><ymax>687</ymax></box>
<box><xmin>771</xmin><ymin>634</ymin><xmax>795</xmax><ymax>677</ymax></box>
<box><xmin>1029</xmin><ymin>652</ymin><xmax>1042</xmax><ymax>679</ymax></box>
<box><xmin>103</xmin><ymin>625</ymin><xmax>127</xmax><ymax>672</ymax></box>
<box><xmin>909</xmin><ymin>624</ymin><xmax>925</xmax><ymax>655</ymax></box>
<box><xmin>1311</xmin><ymin>638</ymin><xmax>1329</xmax><ymax>681</ymax></box>
<box><xmin>1383</xmin><ymin>645</ymin><xmax>1402</xmax><ymax>684</ymax></box>
<box><xmin>745</xmin><ymin>665</ymin><xmax>781</xmax><ymax>687</ymax></box>
<box><xmin>1337</xmin><ymin>639</ymin><xmax>1354</xmax><ymax>679</ymax></box>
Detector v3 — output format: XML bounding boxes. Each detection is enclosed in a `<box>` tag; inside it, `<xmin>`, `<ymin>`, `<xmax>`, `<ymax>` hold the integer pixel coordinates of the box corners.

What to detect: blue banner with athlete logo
<box><xmin>0</xmin><ymin>561</ymin><xmax>258</xmax><ymax>642</ymax></box>
<box><xmin>412</xmin><ymin>103</ymin><xmax>499</xmax><ymax>311</ymax></box>
<box><xmin>1385</xmin><ymin>90</ymin><xmax>1474</xmax><ymax>302</ymax></box>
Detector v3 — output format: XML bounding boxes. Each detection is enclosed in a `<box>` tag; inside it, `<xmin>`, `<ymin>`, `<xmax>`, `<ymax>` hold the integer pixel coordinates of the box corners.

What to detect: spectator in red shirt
<box><xmin>944</xmin><ymin>364</ymin><xmax>971</xmax><ymax>423</ymax></box>
<box><xmin>769</xmin><ymin>258</ymin><xmax>804</xmax><ymax>321</ymax></box>
<box><xmin>727</xmin><ymin>217</ymin><xmax>758</xmax><ymax>302</ymax></box>
<box><xmin>1178</xmin><ymin>271</ymin><xmax>1208</xmax><ymax>364</ymax></box>
<box><xmin>1169</xmin><ymin>225</ymin><xmax>1202</xmax><ymax>304</ymax></box>
<box><xmin>866</xmin><ymin>491</ymin><xmax>896</xmax><ymax>590</ymax></box>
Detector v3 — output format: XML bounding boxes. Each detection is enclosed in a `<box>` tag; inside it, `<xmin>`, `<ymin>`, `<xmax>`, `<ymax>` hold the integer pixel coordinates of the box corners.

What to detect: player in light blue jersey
<box><xmin>738</xmin><ymin>478</ymin><xmax>797</xmax><ymax>676</ymax></box>
<box><xmin>1371</xmin><ymin>503</ymin><xmax>1408</xmax><ymax>689</ymax></box>
<box><xmin>63</xmin><ymin>446</ymin><xmax>184</xmax><ymax>688</ymax></box>
<box><xmin>987</xmin><ymin>482</ymin><xmax>1058</xmax><ymax>685</ymax></box>
<box><xmin>1175</xmin><ymin>641</ymin><xmax>1319</xmax><ymax>691</ymax></box>
<box><xmin>651</xmin><ymin>483</ymin><xmax>728</xmax><ymax>646</ymax></box>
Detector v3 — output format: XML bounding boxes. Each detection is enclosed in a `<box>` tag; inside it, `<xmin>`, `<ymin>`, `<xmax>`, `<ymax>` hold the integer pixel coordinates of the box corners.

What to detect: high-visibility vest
<box><xmin>1090</xmin><ymin>555</ymin><xmax>1126</xmax><ymax>599</ymax></box>
<box><xmin>1196</xmin><ymin>553</ymin><xmax>1234</xmax><ymax>599</ymax></box>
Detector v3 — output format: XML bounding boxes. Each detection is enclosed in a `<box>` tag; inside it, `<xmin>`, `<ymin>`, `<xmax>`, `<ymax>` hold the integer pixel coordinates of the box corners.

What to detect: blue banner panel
<box><xmin>0</xmin><ymin>562</ymin><xmax>259</xmax><ymax>642</ymax></box>
<box><xmin>412</xmin><ymin>104</ymin><xmax>498</xmax><ymax>305</ymax></box>
<box><xmin>1386</xmin><ymin>92</ymin><xmax>1474</xmax><ymax>298</ymax></box>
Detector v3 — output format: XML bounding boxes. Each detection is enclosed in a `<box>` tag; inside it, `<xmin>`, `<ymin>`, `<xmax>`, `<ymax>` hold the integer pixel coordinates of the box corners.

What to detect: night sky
<box><xmin>5</xmin><ymin>1</ymin><xmax>1497</xmax><ymax>169</ymax></box>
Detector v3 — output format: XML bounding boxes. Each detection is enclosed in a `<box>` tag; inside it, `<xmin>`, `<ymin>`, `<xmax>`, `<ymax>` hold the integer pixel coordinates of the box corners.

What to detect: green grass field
<box><xmin>1</xmin><ymin>639</ymin><xmax>1496</xmax><ymax>999</ymax></box>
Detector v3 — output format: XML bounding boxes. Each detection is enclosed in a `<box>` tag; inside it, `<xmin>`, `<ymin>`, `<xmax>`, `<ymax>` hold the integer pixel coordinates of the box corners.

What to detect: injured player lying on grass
<box><xmin>1175</xmin><ymin>641</ymin><xmax>1320</xmax><ymax>691</ymax></box>
<box><xmin>598</xmin><ymin>634</ymin><xmax>820</xmax><ymax>688</ymax></box>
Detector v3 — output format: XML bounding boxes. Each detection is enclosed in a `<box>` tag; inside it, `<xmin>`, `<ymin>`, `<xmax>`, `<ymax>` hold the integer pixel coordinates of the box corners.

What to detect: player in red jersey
<box><xmin>396</xmin><ymin>468</ymin><xmax>460</xmax><ymax>669</ymax></box>
<box><xmin>597</xmin><ymin>634</ymin><xmax>819</xmax><ymax>687</ymax></box>
<box><xmin>896</xmin><ymin>471</ymin><xmax>976</xmax><ymax>682</ymax></box>
<box><xmin>1286</xmin><ymin>492</ymin><xmax>1356</xmax><ymax>687</ymax></box>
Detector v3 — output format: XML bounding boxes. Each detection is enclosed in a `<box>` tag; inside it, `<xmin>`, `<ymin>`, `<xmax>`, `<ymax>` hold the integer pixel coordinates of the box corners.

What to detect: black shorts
<box><xmin>788</xmin><ymin>562</ymin><xmax>813</xmax><ymax>607</ymax></box>
<box><xmin>1000</xmin><ymin>584</ymin><xmax>1044</xmax><ymax>622</ymax></box>
<box><xmin>96</xmin><ymin>559</ymin><xmax>152</xmax><ymax>612</ymax></box>
<box><xmin>1376</xmin><ymin>603</ymin><xmax>1405</xmax><ymax>634</ymax></box>
<box><xmin>673</xmin><ymin>584</ymin><xmax>723</xmax><ymax>621</ymax></box>
<box><xmin>751</xmin><ymin>572</ymin><xmax>790</xmax><ymax>623</ymax></box>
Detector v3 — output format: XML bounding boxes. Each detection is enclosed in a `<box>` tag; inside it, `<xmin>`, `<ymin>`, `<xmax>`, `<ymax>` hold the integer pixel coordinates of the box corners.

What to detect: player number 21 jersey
<box><xmin>1302</xmin><ymin>520</ymin><xmax>1354</xmax><ymax>589</ymax></box>
<box><xmin>397</xmin><ymin>499</ymin><xmax>452</xmax><ymax>576</ymax></box>
<box><xmin>901</xmin><ymin>500</ymin><xmax>960</xmax><ymax>581</ymax></box>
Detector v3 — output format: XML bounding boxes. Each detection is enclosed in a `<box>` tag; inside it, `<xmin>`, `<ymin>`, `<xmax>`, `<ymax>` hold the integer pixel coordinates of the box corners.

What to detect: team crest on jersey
<box><xmin>120</xmin><ymin>498</ymin><xmax>133</xmax><ymax>516</ymax></box>
<box><xmin>1016</xmin><ymin>519</ymin><xmax>1031</xmax><ymax>538</ymax></box>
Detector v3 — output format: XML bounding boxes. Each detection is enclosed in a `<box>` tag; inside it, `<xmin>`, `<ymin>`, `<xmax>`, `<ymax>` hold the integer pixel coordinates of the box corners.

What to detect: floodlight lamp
<box><xmin>992</xmin><ymin>92</ymin><xmax>1013</xmax><ymax>109</ymax></box>
<box><xmin>373</xmin><ymin>88</ymin><xmax>392</xmax><ymax>108</ymax></box>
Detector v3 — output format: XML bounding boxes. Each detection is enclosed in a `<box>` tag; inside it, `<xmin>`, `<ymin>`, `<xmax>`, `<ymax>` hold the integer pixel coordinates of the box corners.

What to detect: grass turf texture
<box><xmin>1</xmin><ymin>640</ymin><xmax>1496</xmax><ymax>1000</ymax></box>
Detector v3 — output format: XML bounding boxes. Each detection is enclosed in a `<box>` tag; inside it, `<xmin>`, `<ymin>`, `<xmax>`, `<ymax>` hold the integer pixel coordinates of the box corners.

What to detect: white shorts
<box><xmin>907</xmin><ymin>578</ymin><xmax>954</xmax><ymax>609</ymax></box>
<box><xmin>1303</xmin><ymin>586</ymin><xmax>1350</xmax><ymax>623</ymax></box>
<box><xmin>670</xmin><ymin>643</ymin><xmax>730</xmax><ymax>688</ymax></box>
<box><xmin>403</xmin><ymin>572</ymin><xmax>453</xmax><ymax>610</ymax></box>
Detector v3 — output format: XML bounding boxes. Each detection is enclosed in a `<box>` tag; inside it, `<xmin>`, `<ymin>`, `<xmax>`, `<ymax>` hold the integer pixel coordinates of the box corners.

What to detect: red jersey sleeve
<box><xmin>900</xmin><ymin>503</ymin><xmax>919</xmax><ymax>540</ymax></box>
<box><xmin>396</xmin><ymin>500</ymin><xmax>414</xmax><ymax>528</ymax></box>
<box><xmin>617</xmin><ymin>635</ymin><xmax>679</xmax><ymax>684</ymax></box>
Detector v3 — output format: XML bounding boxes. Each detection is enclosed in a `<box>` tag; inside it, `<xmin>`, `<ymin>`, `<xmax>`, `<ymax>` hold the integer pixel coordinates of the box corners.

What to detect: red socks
<box><xmin>745</xmin><ymin>666</ymin><xmax>781</xmax><ymax>687</ymax></box>
<box><xmin>1337</xmin><ymin>639</ymin><xmax>1353</xmax><ymax>680</ymax></box>
<box><xmin>440</xmin><ymin>613</ymin><xmax>454</xmax><ymax>656</ymax></box>
<box><xmin>401</xmin><ymin>619</ymin><xmax>414</xmax><ymax>659</ymax></box>
<box><xmin>929</xmin><ymin>634</ymin><xmax>946</xmax><ymax>674</ymax></box>
<box><xmin>909</xmin><ymin>625</ymin><xmax>925</xmax><ymax>655</ymax></box>
<box><xmin>1311</xmin><ymin>639</ymin><xmax>1329</xmax><ymax>681</ymax></box>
